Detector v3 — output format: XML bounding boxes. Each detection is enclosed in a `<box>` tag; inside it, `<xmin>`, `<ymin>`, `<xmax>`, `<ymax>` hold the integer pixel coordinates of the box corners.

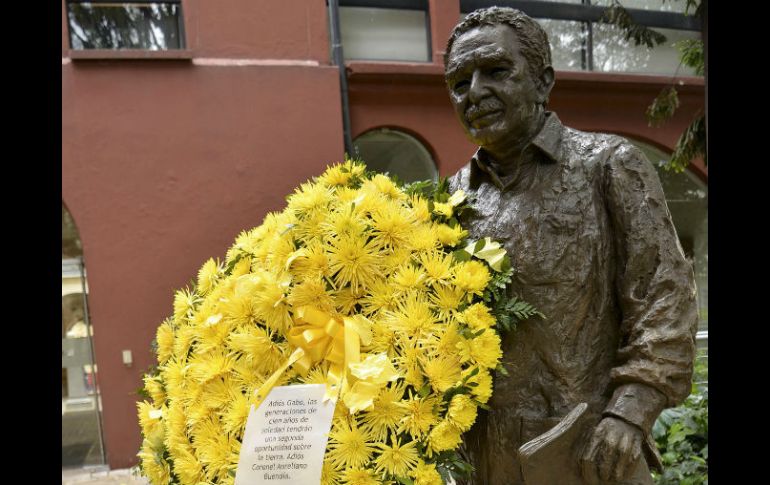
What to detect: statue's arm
<box><xmin>601</xmin><ymin>142</ymin><xmax>699</xmax><ymax>435</ymax></box>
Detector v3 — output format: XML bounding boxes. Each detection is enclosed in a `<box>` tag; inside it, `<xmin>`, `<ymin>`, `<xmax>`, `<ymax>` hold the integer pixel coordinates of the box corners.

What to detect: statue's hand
<box><xmin>579</xmin><ymin>416</ymin><xmax>643</xmax><ymax>484</ymax></box>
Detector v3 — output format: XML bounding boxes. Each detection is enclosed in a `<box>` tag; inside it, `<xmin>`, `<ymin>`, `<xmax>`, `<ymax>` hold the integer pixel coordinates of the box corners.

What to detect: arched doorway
<box><xmin>352</xmin><ymin>128</ymin><xmax>438</xmax><ymax>183</ymax></box>
<box><xmin>62</xmin><ymin>203</ymin><xmax>106</xmax><ymax>468</ymax></box>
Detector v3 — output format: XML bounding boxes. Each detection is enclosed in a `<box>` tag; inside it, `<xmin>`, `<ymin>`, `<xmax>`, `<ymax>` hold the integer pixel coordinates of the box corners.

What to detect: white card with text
<box><xmin>234</xmin><ymin>384</ymin><xmax>336</xmax><ymax>485</ymax></box>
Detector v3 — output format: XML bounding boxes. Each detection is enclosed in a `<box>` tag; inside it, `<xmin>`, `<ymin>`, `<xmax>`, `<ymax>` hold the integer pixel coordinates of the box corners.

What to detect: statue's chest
<box><xmin>462</xmin><ymin>172</ymin><xmax>605</xmax><ymax>286</ymax></box>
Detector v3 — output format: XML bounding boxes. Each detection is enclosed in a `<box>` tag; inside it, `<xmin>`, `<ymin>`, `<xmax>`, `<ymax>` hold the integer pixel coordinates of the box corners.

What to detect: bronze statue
<box><xmin>445</xmin><ymin>7</ymin><xmax>698</xmax><ymax>485</ymax></box>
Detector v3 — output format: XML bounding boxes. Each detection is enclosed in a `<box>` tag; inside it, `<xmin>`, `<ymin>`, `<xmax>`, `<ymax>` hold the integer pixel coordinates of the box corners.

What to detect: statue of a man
<box><xmin>445</xmin><ymin>7</ymin><xmax>698</xmax><ymax>485</ymax></box>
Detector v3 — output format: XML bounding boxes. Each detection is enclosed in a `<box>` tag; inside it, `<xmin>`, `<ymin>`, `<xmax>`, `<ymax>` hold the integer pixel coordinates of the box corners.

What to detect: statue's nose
<box><xmin>468</xmin><ymin>71</ymin><xmax>490</xmax><ymax>104</ymax></box>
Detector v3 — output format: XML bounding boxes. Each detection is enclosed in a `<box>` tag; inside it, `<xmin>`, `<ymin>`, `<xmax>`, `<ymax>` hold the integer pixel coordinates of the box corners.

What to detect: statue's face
<box><xmin>445</xmin><ymin>24</ymin><xmax>545</xmax><ymax>152</ymax></box>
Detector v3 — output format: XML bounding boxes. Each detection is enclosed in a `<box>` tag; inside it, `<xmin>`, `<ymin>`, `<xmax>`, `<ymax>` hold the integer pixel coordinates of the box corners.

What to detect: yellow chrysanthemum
<box><xmin>460</xmin><ymin>302</ymin><xmax>496</xmax><ymax>330</ymax></box>
<box><xmin>327</xmin><ymin>234</ymin><xmax>382</xmax><ymax>292</ymax></box>
<box><xmin>341</xmin><ymin>468</ymin><xmax>380</xmax><ymax>485</ymax></box>
<box><xmin>219</xmin><ymin>291</ymin><xmax>259</xmax><ymax>331</ymax></box>
<box><xmin>160</xmin><ymin>358</ymin><xmax>186</xmax><ymax>401</ymax></box>
<box><xmin>453</xmin><ymin>259</ymin><xmax>491</xmax><ymax>297</ymax></box>
<box><xmin>290</xmin><ymin>240</ymin><xmax>331</xmax><ymax>280</ymax></box>
<box><xmin>286</xmin><ymin>181</ymin><xmax>334</xmax><ymax>215</ymax></box>
<box><xmin>447</xmin><ymin>394</ymin><xmax>477</xmax><ymax>431</ymax></box>
<box><xmin>411</xmin><ymin>460</ymin><xmax>443</xmax><ymax>485</ymax></box>
<box><xmin>287</xmin><ymin>278</ymin><xmax>335</xmax><ymax>312</ymax></box>
<box><xmin>138</xmin><ymin>438</ymin><xmax>171</xmax><ymax>485</ymax></box>
<box><xmin>381</xmin><ymin>246</ymin><xmax>414</xmax><ymax>274</ymax></box>
<box><xmin>366</xmin><ymin>318</ymin><xmax>399</xmax><ymax>357</ymax></box>
<box><xmin>432</xmin><ymin>201</ymin><xmax>453</xmax><ymax>218</ymax></box>
<box><xmin>429</xmin><ymin>285</ymin><xmax>464</xmax><ymax>322</ymax></box>
<box><xmin>360</xmin><ymin>381</ymin><xmax>408</xmax><ymax>441</ymax></box>
<box><xmin>423</xmin><ymin>354</ymin><xmax>462</xmax><ymax>393</ymax></box>
<box><xmin>230</xmin><ymin>256</ymin><xmax>252</xmax><ymax>277</ymax></box>
<box><xmin>457</xmin><ymin>329</ymin><xmax>503</xmax><ymax>369</ymax></box>
<box><xmin>221</xmin><ymin>391</ymin><xmax>250</xmax><ymax>436</ymax></box>
<box><xmin>156</xmin><ymin>319</ymin><xmax>175</xmax><ymax>364</ymax></box>
<box><xmin>172</xmin><ymin>323</ymin><xmax>196</xmax><ymax>359</ymax></box>
<box><xmin>370</xmin><ymin>202</ymin><xmax>415</xmax><ymax>249</ymax></box>
<box><xmin>194</xmin><ymin>312</ymin><xmax>236</xmax><ymax>355</ymax></box>
<box><xmin>321</xmin><ymin>460</ymin><xmax>342</xmax><ymax>485</ymax></box>
<box><xmin>200</xmin><ymin>376</ymin><xmax>240</xmax><ymax>410</ymax></box>
<box><xmin>435</xmin><ymin>222</ymin><xmax>468</xmax><ymax>247</ymax></box>
<box><xmin>418</xmin><ymin>250</ymin><xmax>454</xmax><ymax>286</ymax></box>
<box><xmin>173</xmin><ymin>288</ymin><xmax>199</xmax><ymax>325</ymax></box>
<box><xmin>428</xmin><ymin>321</ymin><xmax>463</xmax><ymax>358</ymax></box>
<box><xmin>427</xmin><ymin>419</ymin><xmax>463</xmax><ymax>453</ymax></box>
<box><xmin>363</xmin><ymin>173</ymin><xmax>406</xmax><ymax>200</ymax></box>
<box><xmin>334</xmin><ymin>285</ymin><xmax>366</xmax><ymax>315</ymax></box>
<box><xmin>192</xmin><ymin>416</ymin><xmax>238</xmax><ymax>482</ymax></box>
<box><xmin>137</xmin><ymin>401</ymin><xmax>164</xmax><ymax>438</ymax></box>
<box><xmin>197</xmin><ymin>258</ymin><xmax>223</xmax><ymax>296</ymax></box>
<box><xmin>375</xmin><ymin>434</ymin><xmax>419</xmax><ymax>477</ymax></box>
<box><xmin>408</xmin><ymin>194</ymin><xmax>432</xmax><ymax>222</ymax></box>
<box><xmin>392</xmin><ymin>264</ymin><xmax>428</xmax><ymax>293</ymax></box>
<box><xmin>187</xmin><ymin>350</ymin><xmax>235</xmax><ymax>384</ymax></box>
<box><xmin>299</xmin><ymin>362</ymin><xmax>330</xmax><ymax>385</ymax></box>
<box><xmin>143</xmin><ymin>375</ymin><xmax>166</xmax><ymax>406</ymax></box>
<box><xmin>464</xmin><ymin>366</ymin><xmax>493</xmax><ymax>403</ymax></box>
<box><xmin>409</xmin><ymin>224</ymin><xmax>442</xmax><ymax>252</ymax></box>
<box><xmin>228</xmin><ymin>227</ymin><xmax>263</xmax><ymax>257</ymax></box>
<box><xmin>326</xmin><ymin>418</ymin><xmax>376</xmax><ymax>469</ymax></box>
<box><xmin>252</xmin><ymin>274</ymin><xmax>292</xmax><ymax>333</ymax></box>
<box><xmin>398</xmin><ymin>392</ymin><xmax>440</xmax><ymax>439</ymax></box>
<box><xmin>400</xmin><ymin>353</ymin><xmax>426</xmax><ymax>389</ymax></box>
<box><xmin>317</xmin><ymin>161</ymin><xmax>355</xmax><ymax>187</ymax></box>
<box><xmin>170</xmin><ymin>444</ymin><xmax>205</xmax><ymax>484</ymax></box>
<box><xmin>360</xmin><ymin>278</ymin><xmax>400</xmax><ymax>317</ymax></box>
<box><xmin>383</xmin><ymin>293</ymin><xmax>438</xmax><ymax>340</ymax></box>
<box><xmin>322</xmin><ymin>204</ymin><xmax>368</xmax><ymax>239</ymax></box>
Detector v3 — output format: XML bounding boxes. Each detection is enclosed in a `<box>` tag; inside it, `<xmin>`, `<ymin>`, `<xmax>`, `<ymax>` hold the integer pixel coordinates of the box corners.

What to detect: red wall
<box><xmin>62</xmin><ymin>0</ymin><xmax>343</xmax><ymax>469</ymax></box>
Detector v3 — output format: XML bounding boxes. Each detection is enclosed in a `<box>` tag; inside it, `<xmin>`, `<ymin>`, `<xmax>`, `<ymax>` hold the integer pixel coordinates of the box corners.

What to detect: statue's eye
<box><xmin>453</xmin><ymin>80</ymin><xmax>470</xmax><ymax>94</ymax></box>
<box><xmin>490</xmin><ymin>67</ymin><xmax>509</xmax><ymax>79</ymax></box>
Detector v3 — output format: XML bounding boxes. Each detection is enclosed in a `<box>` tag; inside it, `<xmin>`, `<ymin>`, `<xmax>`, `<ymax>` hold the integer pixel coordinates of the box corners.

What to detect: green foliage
<box><xmin>646</xmin><ymin>87</ymin><xmax>680</xmax><ymax>128</ymax></box>
<box><xmin>666</xmin><ymin>115</ymin><xmax>707</xmax><ymax>172</ymax></box>
<box><xmin>601</xmin><ymin>1</ymin><xmax>667</xmax><ymax>48</ymax></box>
<box><xmin>491</xmin><ymin>295</ymin><xmax>544</xmax><ymax>334</ymax></box>
<box><xmin>630</xmin><ymin>0</ymin><xmax>707</xmax><ymax>172</ymax></box>
<box><xmin>652</xmin><ymin>356</ymin><xmax>708</xmax><ymax>485</ymax></box>
<box><xmin>677</xmin><ymin>39</ymin><xmax>705</xmax><ymax>76</ymax></box>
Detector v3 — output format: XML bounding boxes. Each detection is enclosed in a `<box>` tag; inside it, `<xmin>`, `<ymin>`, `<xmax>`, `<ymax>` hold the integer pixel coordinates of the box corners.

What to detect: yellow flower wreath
<box><xmin>137</xmin><ymin>160</ymin><xmax>537</xmax><ymax>485</ymax></box>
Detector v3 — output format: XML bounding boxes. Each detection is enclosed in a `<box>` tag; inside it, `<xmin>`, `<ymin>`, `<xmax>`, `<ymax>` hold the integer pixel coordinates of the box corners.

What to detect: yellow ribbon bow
<box><xmin>251</xmin><ymin>306</ymin><xmax>373</xmax><ymax>410</ymax></box>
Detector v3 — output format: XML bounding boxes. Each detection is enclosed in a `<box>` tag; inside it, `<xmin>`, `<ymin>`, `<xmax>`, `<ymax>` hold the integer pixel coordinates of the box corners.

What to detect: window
<box><xmin>66</xmin><ymin>1</ymin><xmax>185</xmax><ymax>50</ymax></box>
<box><xmin>353</xmin><ymin>129</ymin><xmax>438</xmax><ymax>183</ymax></box>
<box><xmin>339</xmin><ymin>1</ymin><xmax>431</xmax><ymax>62</ymax></box>
<box><xmin>62</xmin><ymin>204</ymin><xmax>106</xmax><ymax>468</ymax></box>
<box><xmin>459</xmin><ymin>0</ymin><xmax>702</xmax><ymax>76</ymax></box>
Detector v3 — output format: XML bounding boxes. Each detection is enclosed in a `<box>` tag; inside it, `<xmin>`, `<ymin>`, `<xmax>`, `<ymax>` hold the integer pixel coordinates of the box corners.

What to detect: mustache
<box><xmin>465</xmin><ymin>99</ymin><xmax>505</xmax><ymax>121</ymax></box>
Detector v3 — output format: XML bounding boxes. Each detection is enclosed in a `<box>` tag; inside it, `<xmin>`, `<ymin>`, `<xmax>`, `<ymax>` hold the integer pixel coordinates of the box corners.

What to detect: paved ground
<box><xmin>62</xmin><ymin>467</ymin><xmax>149</xmax><ymax>485</ymax></box>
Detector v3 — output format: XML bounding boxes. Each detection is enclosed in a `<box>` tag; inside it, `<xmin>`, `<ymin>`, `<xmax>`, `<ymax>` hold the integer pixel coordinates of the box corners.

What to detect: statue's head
<box><xmin>444</xmin><ymin>7</ymin><xmax>555</xmax><ymax>155</ymax></box>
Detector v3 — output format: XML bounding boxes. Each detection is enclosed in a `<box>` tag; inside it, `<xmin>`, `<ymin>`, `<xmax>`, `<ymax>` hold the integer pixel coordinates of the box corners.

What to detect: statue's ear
<box><xmin>537</xmin><ymin>66</ymin><xmax>555</xmax><ymax>105</ymax></box>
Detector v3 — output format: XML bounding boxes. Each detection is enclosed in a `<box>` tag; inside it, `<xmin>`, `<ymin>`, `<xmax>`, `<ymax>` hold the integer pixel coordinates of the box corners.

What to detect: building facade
<box><xmin>61</xmin><ymin>0</ymin><xmax>706</xmax><ymax>470</ymax></box>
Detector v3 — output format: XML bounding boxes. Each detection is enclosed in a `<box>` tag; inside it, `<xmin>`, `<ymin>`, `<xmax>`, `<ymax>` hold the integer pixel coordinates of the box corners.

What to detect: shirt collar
<box><xmin>470</xmin><ymin>111</ymin><xmax>565</xmax><ymax>185</ymax></box>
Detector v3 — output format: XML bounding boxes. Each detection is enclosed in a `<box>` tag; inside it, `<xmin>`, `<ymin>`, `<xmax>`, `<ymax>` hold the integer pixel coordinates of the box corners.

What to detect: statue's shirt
<box><xmin>449</xmin><ymin>112</ymin><xmax>698</xmax><ymax>484</ymax></box>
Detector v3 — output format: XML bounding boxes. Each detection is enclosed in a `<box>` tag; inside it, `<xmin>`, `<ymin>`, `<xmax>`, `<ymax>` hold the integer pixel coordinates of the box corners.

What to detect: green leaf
<box><xmin>646</xmin><ymin>87</ymin><xmax>680</xmax><ymax>128</ymax></box>
<box><xmin>418</xmin><ymin>383</ymin><xmax>432</xmax><ymax>398</ymax></box>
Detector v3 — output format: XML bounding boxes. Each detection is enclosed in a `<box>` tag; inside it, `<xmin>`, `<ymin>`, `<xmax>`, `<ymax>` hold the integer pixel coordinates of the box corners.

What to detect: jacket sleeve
<box><xmin>600</xmin><ymin>141</ymin><xmax>699</xmax><ymax>435</ymax></box>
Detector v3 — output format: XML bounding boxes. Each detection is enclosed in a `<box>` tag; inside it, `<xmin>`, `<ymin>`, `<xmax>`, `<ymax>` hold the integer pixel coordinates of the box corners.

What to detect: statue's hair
<box><xmin>444</xmin><ymin>7</ymin><xmax>552</xmax><ymax>82</ymax></box>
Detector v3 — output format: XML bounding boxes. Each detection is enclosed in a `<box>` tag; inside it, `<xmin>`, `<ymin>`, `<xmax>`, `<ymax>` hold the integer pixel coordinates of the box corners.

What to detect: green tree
<box><xmin>603</xmin><ymin>0</ymin><xmax>706</xmax><ymax>173</ymax></box>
